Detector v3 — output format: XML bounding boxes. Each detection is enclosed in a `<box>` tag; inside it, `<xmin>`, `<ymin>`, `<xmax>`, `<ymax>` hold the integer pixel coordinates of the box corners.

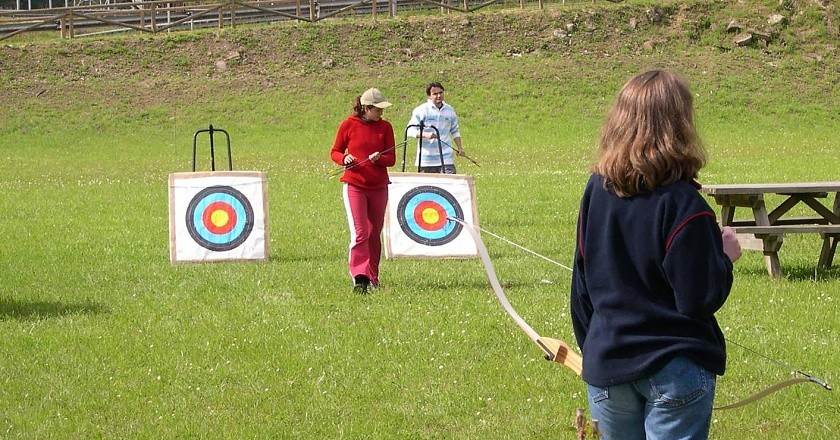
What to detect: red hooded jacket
<box><xmin>331</xmin><ymin>115</ymin><xmax>396</xmax><ymax>189</ymax></box>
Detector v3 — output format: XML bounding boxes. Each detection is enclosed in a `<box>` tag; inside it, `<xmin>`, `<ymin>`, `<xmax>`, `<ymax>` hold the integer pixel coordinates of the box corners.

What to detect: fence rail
<box><xmin>1</xmin><ymin>0</ymin><xmax>571</xmax><ymax>40</ymax></box>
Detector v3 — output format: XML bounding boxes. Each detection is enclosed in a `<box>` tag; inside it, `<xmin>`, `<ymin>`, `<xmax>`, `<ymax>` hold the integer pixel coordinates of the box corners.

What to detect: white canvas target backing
<box><xmin>384</xmin><ymin>173</ymin><xmax>479</xmax><ymax>259</ymax></box>
<box><xmin>168</xmin><ymin>171</ymin><xmax>269</xmax><ymax>263</ymax></box>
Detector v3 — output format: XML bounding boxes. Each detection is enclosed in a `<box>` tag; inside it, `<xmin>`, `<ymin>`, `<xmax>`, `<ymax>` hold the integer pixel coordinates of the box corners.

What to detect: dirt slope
<box><xmin>1</xmin><ymin>0</ymin><xmax>837</xmax><ymax>108</ymax></box>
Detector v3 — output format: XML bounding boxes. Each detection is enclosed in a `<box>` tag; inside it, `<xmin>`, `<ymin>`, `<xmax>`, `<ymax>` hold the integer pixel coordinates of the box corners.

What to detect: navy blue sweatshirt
<box><xmin>570</xmin><ymin>174</ymin><xmax>732</xmax><ymax>387</ymax></box>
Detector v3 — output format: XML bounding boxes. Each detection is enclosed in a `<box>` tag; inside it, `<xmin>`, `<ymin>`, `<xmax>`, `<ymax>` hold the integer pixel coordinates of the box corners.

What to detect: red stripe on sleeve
<box><xmin>665</xmin><ymin>212</ymin><xmax>716</xmax><ymax>252</ymax></box>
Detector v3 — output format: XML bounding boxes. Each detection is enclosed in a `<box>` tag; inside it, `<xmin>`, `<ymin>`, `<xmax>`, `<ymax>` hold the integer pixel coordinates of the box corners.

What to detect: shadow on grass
<box><xmin>0</xmin><ymin>298</ymin><xmax>109</xmax><ymax>321</ymax></box>
<box><xmin>395</xmin><ymin>279</ymin><xmax>555</xmax><ymax>292</ymax></box>
<box><xmin>738</xmin><ymin>265</ymin><xmax>840</xmax><ymax>281</ymax></box>
<box><xmin>785</xmin><ymin>266</ymin><xmax>840</xmax><ymax>282</ymax></box>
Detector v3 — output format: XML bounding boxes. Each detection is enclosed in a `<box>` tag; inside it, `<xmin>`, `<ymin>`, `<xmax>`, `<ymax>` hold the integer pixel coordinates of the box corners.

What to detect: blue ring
<box><xmin>191</xmin><ymin>195</ymin><xmax>248</xmax><ymax>244</ymax></box>
<box><xmin>396</xmin><ymin>185</ymin><xmax>464</xmax><ymax>246</ymax></box>
<box><xmin>185</xmin><ymin>186</ymin><xmax>254</xmax><ymax>252</ymax></box>
<box><xmin>402</xmin><ymin>193</ymin><xmax>458</xmax><ymax>240</ymax></box>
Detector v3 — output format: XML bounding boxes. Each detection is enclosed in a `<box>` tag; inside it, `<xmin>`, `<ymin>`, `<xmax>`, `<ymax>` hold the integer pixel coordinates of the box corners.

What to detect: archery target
<box><xmin>384</xmin><ymin>173</ymin><xmax>479</xmax><ymax>259</ymax></box>
<box><xmin>397</xmin><ymin>186</ymin><xmax>464</xmax><ymax>246</ymax></box>
<box><xmin>169</xmin><ymin>171</ymin><xmax>269</xmax><ymax>263</ymax></box>
<box><xmin>186</xmin><ymin>186</ymin><xmax>254</xmax><ymax>252</ymax></box>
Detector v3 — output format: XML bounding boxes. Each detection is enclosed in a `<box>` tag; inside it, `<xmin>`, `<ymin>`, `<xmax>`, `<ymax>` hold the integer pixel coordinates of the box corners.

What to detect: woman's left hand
<box><xmin>368</xmin><ymin>151</ymin><xmax>381</xmax><ymax>162</ymax></box>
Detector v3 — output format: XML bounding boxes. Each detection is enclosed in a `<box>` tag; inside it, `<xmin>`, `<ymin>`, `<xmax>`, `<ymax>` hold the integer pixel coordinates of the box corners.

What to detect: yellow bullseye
<box><xmin>421</xmin><ymin>208</ymin><xmax>440</xmax><ymax>224</ymax></box>
<box><xmin>210</xmin><ymin>209</ymin><xmax>230</xmax><ymax>227</ymax></box>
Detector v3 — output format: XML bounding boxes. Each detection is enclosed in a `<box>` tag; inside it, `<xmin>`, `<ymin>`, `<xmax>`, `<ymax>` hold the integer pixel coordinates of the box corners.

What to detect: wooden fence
<box><xmin>0</xmin><ymin>0</ymin><xmax>576</xmax><ymax>40</ymax></box>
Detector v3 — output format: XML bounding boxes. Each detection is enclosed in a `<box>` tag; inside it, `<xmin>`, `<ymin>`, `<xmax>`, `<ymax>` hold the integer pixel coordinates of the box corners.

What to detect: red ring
<box><xmin>413</xmin><ymin>201</ymin><xmax>447</xmax><ymax>231</ymax></box>
<box><xmin>202</xmin><ymin>201</ymin><xmax>238</xmax><ymax>235</ymax></box>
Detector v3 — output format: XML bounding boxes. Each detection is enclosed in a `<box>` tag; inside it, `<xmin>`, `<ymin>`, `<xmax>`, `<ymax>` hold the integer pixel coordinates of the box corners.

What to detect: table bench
<box><xmin>701</xmin><ymin>182</ymin><xmax>840</xmax><ymax>277</ymax></box>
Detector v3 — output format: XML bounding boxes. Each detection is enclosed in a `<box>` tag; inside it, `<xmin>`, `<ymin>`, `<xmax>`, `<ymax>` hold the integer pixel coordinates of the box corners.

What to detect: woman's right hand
<box><xmin>343</xmin><ymin>154</ymin><xmax>356</xmax><ymax>165</ymax></box>
<box><xmin>721</xmin><ymin>226</ymin><xmax>742</xmax><ymax>262</ymax></box>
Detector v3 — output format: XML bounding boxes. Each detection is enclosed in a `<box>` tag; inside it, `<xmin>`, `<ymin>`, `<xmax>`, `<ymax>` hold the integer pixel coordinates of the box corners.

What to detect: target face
<box><xmin>383</xmin><ymin>173</ymin><xmax>479</xmax><ymax>259</ymax></box>
<box><xmin>168</xmin><ymin>171</ymin><xmax>269</xmax><ymax>263</ymax></box>
<box><xmin>186</xmin><ymin>185</ymin><xmax>254</xmax><ymax>252</ymax></box>
<box><xmin>397</xmin><ymin>186</ymin><xmax>463</xmax><ymax>246</ymax></box>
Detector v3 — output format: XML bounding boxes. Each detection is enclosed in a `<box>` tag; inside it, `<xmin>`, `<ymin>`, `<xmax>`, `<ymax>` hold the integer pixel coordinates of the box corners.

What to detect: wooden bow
<box><xmin>451</xmin><ymin>217</ymin><xmax>582</xmax><ymax>376</ymax></box>
<box><xmin>714</xmin><ymin>376</ymin><xmax>831</xmax><ymax>410</ymax></box>
<box><xmin>451</xmin><ymin>217</ymin><xmax>833</xmax><ymax>408</ymax></box>
<box><xmin>712</xmin><ymin>340</ymin><xmax>832</xmax><ymax>410</ymax></box>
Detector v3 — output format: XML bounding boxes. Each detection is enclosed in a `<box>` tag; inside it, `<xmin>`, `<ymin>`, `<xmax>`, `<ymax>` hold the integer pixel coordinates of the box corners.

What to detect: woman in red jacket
<box><xmin>330</xmin><ymin>88</ymin><xmax>397</xmax><ymax>294</ymax></box>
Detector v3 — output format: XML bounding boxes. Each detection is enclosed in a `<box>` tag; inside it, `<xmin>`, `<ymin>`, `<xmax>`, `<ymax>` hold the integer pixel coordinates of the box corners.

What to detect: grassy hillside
<box><xmin>3</xmin><ymin>0</ymin><xmax>837</xmax><ymax>180</ymax></box>
<box><xmin>2</xmin><ymin>0</ymin><xmax>838</xmax><ymax>107</ymax></box>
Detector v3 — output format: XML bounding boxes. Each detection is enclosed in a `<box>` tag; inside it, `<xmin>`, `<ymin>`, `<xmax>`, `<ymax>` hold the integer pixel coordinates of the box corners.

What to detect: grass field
<box><xmin>1</xmin><ymin>0</ymin><xmax>839</xmax><ymax>438</ymax></box>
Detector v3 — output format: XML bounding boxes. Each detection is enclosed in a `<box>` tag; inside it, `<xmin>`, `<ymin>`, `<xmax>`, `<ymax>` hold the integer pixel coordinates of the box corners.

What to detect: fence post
<box><xmin>389</xmin><ymin>0</ymin><xmax>395</xmax><ymax>18</ymax></box>
<box><xmin>151</xmin><ymin>2</ymin><xmax>157</xmax><ymax>33</ymax></box>
<box><xmin>218</xmin><ymin>4</ymin><xmax>224</xmax><ymax>29</ymax></box>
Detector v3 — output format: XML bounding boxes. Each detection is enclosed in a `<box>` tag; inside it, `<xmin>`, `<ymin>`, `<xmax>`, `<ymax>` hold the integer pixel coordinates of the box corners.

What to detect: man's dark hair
<box><xmin>426</xmin><ymin>82</ymin><xmax>445</xmax><ymax>96</ymax></box>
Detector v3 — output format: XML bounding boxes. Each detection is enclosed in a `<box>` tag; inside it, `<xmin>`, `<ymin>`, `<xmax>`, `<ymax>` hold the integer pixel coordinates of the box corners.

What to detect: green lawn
<box><xmin>1</xmin><ymin>1</ymin><xmax>839</xmax><ymax>438</ymax></box>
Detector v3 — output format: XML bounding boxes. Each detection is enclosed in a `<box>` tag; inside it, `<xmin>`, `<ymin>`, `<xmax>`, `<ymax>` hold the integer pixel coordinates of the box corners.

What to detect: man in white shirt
<box><xmin>406</xmin><ymin>82</ymin><xmax>465</xmax><ymax>174</ymax></box>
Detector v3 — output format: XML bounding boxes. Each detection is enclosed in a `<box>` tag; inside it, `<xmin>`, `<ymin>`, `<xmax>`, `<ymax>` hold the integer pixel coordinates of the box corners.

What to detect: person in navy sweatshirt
<box><xmin>570</xmin><ymin>70</ymin><xmax>742</xmax><ymax>440</ymax></box>
<box><xmin>331</xmin><ymin>88</ymin><xmax>397</xmax><ymax>294</ymax></box>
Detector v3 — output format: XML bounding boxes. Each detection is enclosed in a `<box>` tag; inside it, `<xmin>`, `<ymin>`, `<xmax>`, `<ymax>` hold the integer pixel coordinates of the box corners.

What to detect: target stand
<box><xmin>402</xmin><ymin>123</ymin><xmax>445</xmax><ymax>173</ymax></box>
<box><xmin>383</xmin><ymin>172</ymin><xmax>479</xmax><ymax>259</ymax></box>
<box><xmin>168</xmin><ymin>125</ymin><xmax>270</xmax><ymax>264</ymax></box>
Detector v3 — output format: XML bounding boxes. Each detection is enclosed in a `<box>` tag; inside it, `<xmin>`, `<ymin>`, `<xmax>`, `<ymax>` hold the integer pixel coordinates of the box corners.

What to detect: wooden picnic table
<box><xmin>700</xmin><ymin>182</ymin><xmax>840</xmax><ymax>277</ymax></box>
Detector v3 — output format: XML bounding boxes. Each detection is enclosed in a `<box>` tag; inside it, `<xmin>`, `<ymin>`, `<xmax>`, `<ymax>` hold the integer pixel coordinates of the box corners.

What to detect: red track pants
<box><xmin>342</xmin><ymin>184</ymin><xmax>388</xmax><ymax>286</ymax></box>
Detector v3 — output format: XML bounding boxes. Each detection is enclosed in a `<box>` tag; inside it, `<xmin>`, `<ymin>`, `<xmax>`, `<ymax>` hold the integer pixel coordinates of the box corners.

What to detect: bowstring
<box><xmin>725</xmin><ymin>338</ymin><xmax>832</xmax><ymax>390</ymax></box>
<box><xmin>469</xmin><ymin>224</ymin><xmax>573</xmax><ymax>272</ymax></box>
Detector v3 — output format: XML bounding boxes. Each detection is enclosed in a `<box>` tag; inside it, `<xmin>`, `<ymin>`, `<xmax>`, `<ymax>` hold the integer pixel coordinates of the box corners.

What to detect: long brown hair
<box><xmin>594</xmin><ymin>70</ymin><xmax>706</xmax><ymax>197</ymax></box>
<box><xmin>351</xmin><ymin>96</ymin><xmax>366</xmax><ymax>117</ymax></box>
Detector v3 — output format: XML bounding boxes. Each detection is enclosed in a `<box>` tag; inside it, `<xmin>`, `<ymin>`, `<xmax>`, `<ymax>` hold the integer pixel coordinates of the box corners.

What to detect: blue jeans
<box><xmin>586</xmin><ymin>356</ymin><xmax>716</xmax><ymax>440</ymax></box>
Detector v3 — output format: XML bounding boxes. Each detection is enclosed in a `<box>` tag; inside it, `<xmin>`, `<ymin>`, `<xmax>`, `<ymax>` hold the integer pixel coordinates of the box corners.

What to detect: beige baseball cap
<box><xmin>360</xmin><ymin>88</ymin><xmax>392</xmax><ymax>108</ymax></box>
